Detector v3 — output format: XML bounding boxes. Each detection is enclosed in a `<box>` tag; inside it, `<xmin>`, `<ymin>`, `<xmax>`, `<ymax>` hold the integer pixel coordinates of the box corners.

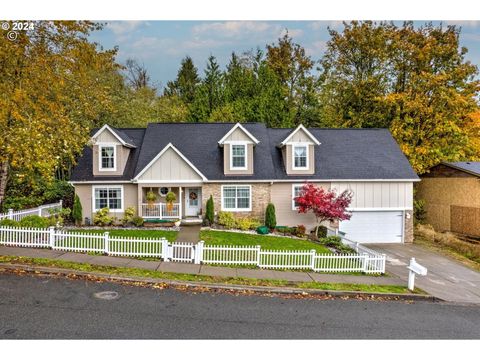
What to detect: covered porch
<box><xmin>137</xmin><ymin>185</ymin><xmax>203</xmax><ymax>220</ymax></box>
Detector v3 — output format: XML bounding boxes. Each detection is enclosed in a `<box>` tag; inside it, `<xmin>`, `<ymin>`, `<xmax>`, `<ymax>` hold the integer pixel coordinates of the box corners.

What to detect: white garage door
<box><xmin>339</xmin><ymin>211</ymin><xmax>403</xmax><ymax>244</ymax></box>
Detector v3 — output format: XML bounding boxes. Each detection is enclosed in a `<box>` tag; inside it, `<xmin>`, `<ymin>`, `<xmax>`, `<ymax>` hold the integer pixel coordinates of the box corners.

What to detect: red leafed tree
<box><xmin>294</xmin><ymin>183</ymin><xmax>352</xmax><ymax>236</ymax></box>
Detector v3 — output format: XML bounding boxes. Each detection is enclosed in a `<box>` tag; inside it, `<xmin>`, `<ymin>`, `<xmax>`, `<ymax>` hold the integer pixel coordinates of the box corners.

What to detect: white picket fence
<box><xmin>0</xmin><ymin>226</ymin><xmax>386</xmax><ymax>273</ymax></box>
<box><xmin>0</xmin><ymin>201</ymin><xmax>63</xmax><ymax>221</ymax></box>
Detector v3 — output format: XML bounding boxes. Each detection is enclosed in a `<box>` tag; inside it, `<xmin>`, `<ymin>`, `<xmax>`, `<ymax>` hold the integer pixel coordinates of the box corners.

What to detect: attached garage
<box><xmin>339</xmin><ymin>211</ymin><xmax>404</xmax><ymax>244</ymax></box>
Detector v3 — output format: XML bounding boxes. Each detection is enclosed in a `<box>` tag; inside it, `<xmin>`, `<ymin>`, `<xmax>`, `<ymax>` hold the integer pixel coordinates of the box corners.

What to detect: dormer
<box><xmin>91</xmin><ymin>124</ymin><xmax>136</xmax><ymax>176</ymax></box>
<box><xmin>218</xmin><ymin>123</ymin><xmax>259</xmax><ymax>176</ymax></box>
<box><xmin>278</xmin><ymin>124</ymin><xmax>320</xmax><ymax>175</ymax></box>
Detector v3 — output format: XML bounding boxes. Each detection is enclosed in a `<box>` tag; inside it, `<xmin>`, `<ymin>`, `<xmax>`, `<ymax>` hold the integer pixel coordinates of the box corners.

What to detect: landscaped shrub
<box><xmin>317</xmin><ymin>225</ymin><xmax>328</xmax><ymax>238</ymax></box>
<box><xmin>296</xmin><ymin>224</ymin><xmax>306</xmax><ymax>236</ymax></box>
<box><xmin>236</xmin><ymin>216</ymin><xmax>262</xmax><ymax>231</ymax></box>
<box><xmin>18</xmin><ymin>215</ymin><xmax>51</xmax><ymax>228</ymax></box>
<box><xmin>93</xmin><ymin>208</ymin><xmax>115</xmax><ymax>226</ymax></box>
<box><xmin>205</xmin><ymin>195</ymin><xmax>214</xmax><ymax>224</ymax></box>
<box><xmin>0</xmin><ymin>219</ymin><xmax>19</xmax><ymax>227</ymax></box>
<box><xmin>414</xmin><ymin>199</ymin><xmax>427</xmax><ymax>224</ymax></box>
<box><xmin>318</xmin><ymin>235</ymin><xmax>354</xmax><ymax>253</ymax></box>
<box><xmin>265</xmin><ymin>203</ymin><xmax>276</xmax><ymax>230</ymax></box>
<box><xmin>47</xmin><ymin>207</ymin><xmax>71</xmax><ymax>227</ymax></box>
<box><xmin>72</xmin><ymin>194</ymin><xmax>83</xmax><ymax>225</ymax></box>
<box><xmin>217</xmin><ymin>211</ymin><xmax>236</xmax><ymax>229</ymax></box>
<box><xmin>131</xmin><ymin>216</ymin><xmax>144</xmax><ymax>227</ymax></box>
<box><xmin>121</xmin><ymin>206</ymin><xmax>136</xmax><ymax>226</ymax></box>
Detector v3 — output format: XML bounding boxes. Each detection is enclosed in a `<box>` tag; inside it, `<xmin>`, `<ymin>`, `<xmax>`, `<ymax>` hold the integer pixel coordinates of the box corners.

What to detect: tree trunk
<box><xmin>0</xmin><ymin>160</ymin><xmax>9</xmax><ymax>210</ymax></box>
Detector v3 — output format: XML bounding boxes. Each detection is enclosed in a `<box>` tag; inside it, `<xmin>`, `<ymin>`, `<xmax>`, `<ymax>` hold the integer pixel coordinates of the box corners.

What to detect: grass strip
<box><xmin>0</xmin><ymin>255</ymin><xmax>419</xmax><ymax>294</ymax></box>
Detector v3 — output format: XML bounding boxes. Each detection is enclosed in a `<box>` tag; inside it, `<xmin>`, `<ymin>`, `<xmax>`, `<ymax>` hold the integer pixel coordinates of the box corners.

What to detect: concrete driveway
<box><xmin>368</xmin><ymin>243</ymin><xmax>480</xmax><ymax>304</ymax></box>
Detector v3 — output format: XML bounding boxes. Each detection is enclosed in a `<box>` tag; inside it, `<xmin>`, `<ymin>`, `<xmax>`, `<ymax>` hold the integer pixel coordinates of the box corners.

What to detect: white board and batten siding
<box><xmin>332</xmin><ymin>182</ymin><xmax>413</xmax><ymax>244</ymax></box>
<box><xmin>137</xmin><ymin>147</ymin><xmax>203</xmax><ymax>182</ymax></box>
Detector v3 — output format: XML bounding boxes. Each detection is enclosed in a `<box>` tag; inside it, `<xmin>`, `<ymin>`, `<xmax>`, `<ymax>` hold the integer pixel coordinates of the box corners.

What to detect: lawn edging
<box><xmin>0</xmin><ymin>256</ymin><xmax>436</xmax><ymax>302</ymax></box>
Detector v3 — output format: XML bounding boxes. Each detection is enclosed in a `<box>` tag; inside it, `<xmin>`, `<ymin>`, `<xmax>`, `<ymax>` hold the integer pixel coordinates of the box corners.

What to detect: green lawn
<box><xmin>71</xmin><ymin>228</ymin><xmax>178</xmax><ymax>242</ymax></box>
<box><xmin>200</xmin><ymin>230</ymin><xmax>330</xmax><ymax>253</ymax></box>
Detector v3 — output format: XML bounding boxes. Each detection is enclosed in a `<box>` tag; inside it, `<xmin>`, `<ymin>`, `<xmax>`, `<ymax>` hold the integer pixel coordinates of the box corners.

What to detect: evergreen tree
<box><xmin>165</xmin><ymin>56</ymin><xmax>200</xmax><ymax>104</ymax></box>
<box><xmin>72</xmin><ymin>194</ymin><xmax>83</xmax><ymax>225</ymax></box>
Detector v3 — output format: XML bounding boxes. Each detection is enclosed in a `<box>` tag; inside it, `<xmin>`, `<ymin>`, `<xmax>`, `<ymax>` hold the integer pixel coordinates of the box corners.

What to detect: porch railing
<box><xmin>141</xmin><ymin>203</ymin><xmax>180</xmax><ymax>219</ymax></box>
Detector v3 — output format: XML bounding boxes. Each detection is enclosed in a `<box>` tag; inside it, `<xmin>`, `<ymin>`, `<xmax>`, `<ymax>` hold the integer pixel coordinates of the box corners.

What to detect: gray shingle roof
<box><xmin>444</xmin><ymin>162</ymin><xmax>480</xmax><ymax>177</ymax></box>
<box><xmin>71</xmin><ymin>123</ymin><xmax>419</xmax><ymax>182</ymax></box>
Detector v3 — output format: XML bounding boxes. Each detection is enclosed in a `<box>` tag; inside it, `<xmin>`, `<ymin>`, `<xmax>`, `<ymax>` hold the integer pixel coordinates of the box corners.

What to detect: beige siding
<box><xmin>288</xmin><ymin>128</ymin><xmax>315</xmax><ymax>143</ymax></box>
<box><xmin>285</xmin><ymin>144</ymin><xmax>315</xmax><ymax>175</ymax></box>
<box><xmin>95</xmin><ymin>129</ymin><xmax>120</xmax><ymax>144</ymax></box>
<box><xmin>271</xmin><ymin>182</ymin><xmax>331</xmax><ymax>231</ymax></box>
<box><xmin>138</xmin><ymin>147</ymin><xmax>203</xmax><ymax>181</ymax></box>
<box><xmin>331</xmin><ymin>182</ymin><xmax>413</xmax><ymax>209</ymax></box>
<box><xmin>223</xmin><ymin>127</ymin><xmax>252</xmax><ymax>142</ymax></box>
<box><xmin>74</xmin><ymin>183</ymin><xmax>138</xmax><ymax>223</ymax></box>
<box><xmin>416</xmin><ymin>177</ymin><xmax>480</xmax><ymax>232</ymax></box>
<box><xmin>224</xmin><ymin>143</ymin><xmax>254</xmax><ymax>175</ymax></box>
<box><xmin>92</xmin><ymin>144</ymin><xmax>130</xmax><ymax>176</ymax></box>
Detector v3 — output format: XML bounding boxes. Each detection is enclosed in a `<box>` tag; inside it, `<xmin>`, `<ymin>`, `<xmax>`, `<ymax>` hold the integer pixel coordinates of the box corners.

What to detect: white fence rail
<box><xmin>0</xmin><ymin>226</ymin><xmax>386</xmax><ymax>273</ymax></box>
<box><xmin>0</xmin><ymin>201</ymin><xmax>63</xmax><ymax>221</ymax></box>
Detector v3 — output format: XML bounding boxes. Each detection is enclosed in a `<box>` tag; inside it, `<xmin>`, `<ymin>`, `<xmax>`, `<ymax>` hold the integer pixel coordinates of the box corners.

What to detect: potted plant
<box><xmin>146</xmin><ymin>189</ymin><xmax>157</xmax><ymax>209</ymax></box>
<box><xmin>166</xmin><ymin>191</ymin><xmax>177</xmax><ymax>212</ymax></box>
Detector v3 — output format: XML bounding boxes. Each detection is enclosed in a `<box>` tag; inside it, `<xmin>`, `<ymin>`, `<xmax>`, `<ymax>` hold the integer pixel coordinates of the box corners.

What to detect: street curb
<box><xmin>0</xmin><ymin>262</ymin><xmax>440</xmax><ymax>302</ymax></box>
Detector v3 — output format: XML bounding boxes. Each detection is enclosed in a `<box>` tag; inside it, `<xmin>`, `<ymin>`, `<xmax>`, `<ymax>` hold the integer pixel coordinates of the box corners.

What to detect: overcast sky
<box><xmin>88</xmin><ymin>20</ymin><xmax>480</xmax><ymax>89</ymax></box>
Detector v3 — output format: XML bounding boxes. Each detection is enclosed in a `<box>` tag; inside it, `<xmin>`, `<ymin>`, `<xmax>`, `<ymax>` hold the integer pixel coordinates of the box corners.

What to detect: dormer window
<box><xmin>99</xmin><ymin>145</ymin><xmax>116</xmax><ymax>171</ymax></box>
<box><xmin>231</xmin><ymin>143</ymin><xmax>247</xmax><ymax>169</ymax></box>
<box><xmin>292</xmin><ymin>144</ymin><xmax>308</xmax><ymax>169</ymax></box>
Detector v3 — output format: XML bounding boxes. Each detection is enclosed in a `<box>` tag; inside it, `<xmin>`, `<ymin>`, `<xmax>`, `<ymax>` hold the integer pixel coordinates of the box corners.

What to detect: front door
<box><xmin>185</xmin><ymin>188</ymin><xmax>201</xmax><ymax>216</ymax></box>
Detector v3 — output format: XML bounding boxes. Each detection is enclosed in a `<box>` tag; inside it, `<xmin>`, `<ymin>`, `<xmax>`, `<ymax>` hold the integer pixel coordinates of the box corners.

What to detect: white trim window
<box><xmin>93</xmin><ymin>186</ymin><xmax>123</xmax><ymax>212</ymax></box>
<box><xmin>99</xmin><ymin>145</ymin><xmax>116</xmax><ymax>171</ymax></box>
<box><xmin>292</xmin><ymin>144</ymin><xmax>308</xmax><ymax>169</ymax></box>
<box><xmin>292</xmin><ymin>184</ymin><xmax>304</xmax><ymax>210</ymax></box>
<box><xmin>230</xmin><ymin>143</ymin><xmax>247</xmax><ymax>170</ymax></box>
<box><xmin>221</xmin><ymin>185</ymin><xmax>251</xmax><ymax>211</ymax></box>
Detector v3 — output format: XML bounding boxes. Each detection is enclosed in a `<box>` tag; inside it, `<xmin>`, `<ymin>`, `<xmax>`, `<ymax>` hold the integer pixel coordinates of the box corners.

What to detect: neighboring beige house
<box><xmin>70</xmin><ymin>122</ymin><xmax>419</xmax><ymax>243</ymax></box>
<box><xmin>416</xmin><ymin>162</ymin><xmax>480</xmax><ymax>237</ymax></box>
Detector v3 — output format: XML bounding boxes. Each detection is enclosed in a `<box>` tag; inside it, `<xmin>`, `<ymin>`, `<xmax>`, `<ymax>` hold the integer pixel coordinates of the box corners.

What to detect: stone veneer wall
<box><xmin>202</xmin><ymin>183</ymin><xmax>271</xmax><ymax>221</ymax></box>
<box><xmin>405</xmin><ymin>210</ymin><xmax>414</xmax><ymax>243</ymax></box>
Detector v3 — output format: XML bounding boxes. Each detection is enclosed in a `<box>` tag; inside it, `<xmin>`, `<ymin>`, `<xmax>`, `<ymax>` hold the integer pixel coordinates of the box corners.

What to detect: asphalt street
<box><xmin>0</xmin><ymin>272</ymin><xmax>479</xmax><ymax>339</ymax></box>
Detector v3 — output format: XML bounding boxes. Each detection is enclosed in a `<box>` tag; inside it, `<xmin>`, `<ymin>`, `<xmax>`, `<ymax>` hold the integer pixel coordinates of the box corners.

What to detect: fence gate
<box><xmin>168</xmin><ymin>242</ymin><xmax>196</xmax><ymax>263</ymax></box>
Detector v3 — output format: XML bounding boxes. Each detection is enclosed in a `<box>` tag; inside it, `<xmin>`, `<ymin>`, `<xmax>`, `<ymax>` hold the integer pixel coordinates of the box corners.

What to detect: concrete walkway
<box><xmin>369</xmin><ymin>243</ymin><xmax>480</xmax><ymax>304</ymax></box>
<box><xmin>0</xmin><ymin>245</ymin><xmax>403</xmax><ymax>286</ymax></box>
<box><xmin>176</xmin><ymin>225</ymin><xmax>201</xmax><ymax>244</ymax></box>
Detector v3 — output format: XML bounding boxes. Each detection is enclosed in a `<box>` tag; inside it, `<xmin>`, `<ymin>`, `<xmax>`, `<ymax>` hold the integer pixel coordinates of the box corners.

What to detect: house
<box><xmin>70</xmin><ymin>122</ymin><xmax>419</xmax><ymax>243</ymax></box>
<box><xmin>416</xmin><ymin>162</ymin><xmax>480</xmax><ymax>237</ymax></box>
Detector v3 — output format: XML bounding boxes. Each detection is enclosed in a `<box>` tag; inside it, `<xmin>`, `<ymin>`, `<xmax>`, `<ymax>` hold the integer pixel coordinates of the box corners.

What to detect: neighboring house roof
<box><xmin>71</xmin><ymin>123</ymin><xmax>419</xmax><ymax>182</ymax></box>
<box><xmin>442</xmin><ymin>161</ymin><xmax>480</xmax><ymax>177</ymax></box>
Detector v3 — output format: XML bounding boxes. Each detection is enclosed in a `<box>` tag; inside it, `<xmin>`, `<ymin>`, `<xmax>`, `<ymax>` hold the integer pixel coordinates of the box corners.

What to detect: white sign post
<box><xmin>407</xmin><ymin>257</ymin><xmax>428</xmax><ymax>291</ymax></box>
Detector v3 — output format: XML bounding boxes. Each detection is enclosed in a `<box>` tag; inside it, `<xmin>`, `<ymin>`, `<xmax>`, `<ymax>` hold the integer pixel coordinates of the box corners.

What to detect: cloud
<box><xmin>445</xmin><ymin>20</ymin><xmax>480</xmax><ymax>28</ymax></box>
<box><xmin>107</xmin><ymin>21</ymin><xmax>143</xmax><ymax>35</ymax></box>
<box><xmin>308</xmin><ymin>21</ymin><xmax>345</xmax><ymax>31</ymax></box>
<box><xmin>192</xmin><ymin>21</ymin><xmax>304</xmax><ymax>41</ymax></box>
<box><xmin>305</xmin><ymin>40</ymin><xmax>328</xmax><ymax>57</ymax></box>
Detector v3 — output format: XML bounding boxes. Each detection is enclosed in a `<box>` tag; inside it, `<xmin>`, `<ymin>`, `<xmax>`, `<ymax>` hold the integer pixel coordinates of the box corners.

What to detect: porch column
<box><xmin>137</xmin><ymin>185</ymin><xmax>143</xmax><ymax>217</ymax></box>
<box><xmin>179</xmin><ymin>187</ymin><xmax>183</xmax><ymax>219</ymax></box>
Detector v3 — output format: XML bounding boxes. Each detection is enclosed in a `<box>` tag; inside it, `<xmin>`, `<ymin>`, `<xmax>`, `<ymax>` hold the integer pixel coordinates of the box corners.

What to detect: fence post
<box><xmin>104</xmin><ymin>232</ymin><xmax>110</xmax><ymax>255</ymax></box>
<box><xmin>161</xmin><ymin>239</ymin><xmax>170</xmax><ymax>262</ymax></box>
<box><xmin>256</xmin><ymin>245</ymin><xmax>261</xmax><ymax>267</ymax></box>
<box><xmin>381</xmin><ymin>254</ymin><xmax>386</xmax><ymax>274</ymax></box>
<box><xmin>59</xmin><ymin>200</ymin><xmax>63</xmax><ymax>209</ymax></box>
<box><xmin>38</xmin><ymin>206</ymin><xmax>43</xmax><ymax>216</ymax></box>
<box><xmin>194</xmin><ymin>241</ymin><xmax>204</xmax><ymax>264</ymax></box>
<box><xmin>49</xmin><ymin>226</ymin><xmax>56</xmax><ymax>249</ymax></box>
<box><xmin>8</xmin><ymin>209</ymin><xmax>13</xmax><ymax>220</ymax></box>
<box><xmin>310</xmin><ymin>249</ymin><xmax>316</xmax><ymax>271</ymax></box>
<box><xmin>363</xmin><ymin>253</ymin><xmax>369</xmax><ymax>273</ymax></box>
